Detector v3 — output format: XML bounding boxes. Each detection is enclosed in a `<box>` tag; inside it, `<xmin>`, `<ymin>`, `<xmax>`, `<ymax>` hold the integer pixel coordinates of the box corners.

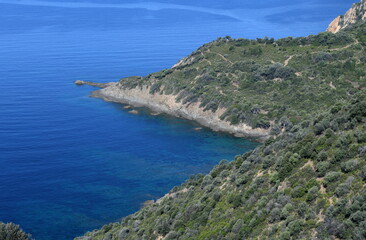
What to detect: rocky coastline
<box><xmin>75</xmin><ymin>81</ymin><xmax>270</xmax><ymax>141</ymax></box>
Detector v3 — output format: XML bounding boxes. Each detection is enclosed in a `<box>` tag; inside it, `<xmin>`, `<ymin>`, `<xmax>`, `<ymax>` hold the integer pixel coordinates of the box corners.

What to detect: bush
<box><xmin>316</xmin><ymin>151</ymin><xmax>328</xmax><ymax>162</ymax></box>
<box><xmin>324</xmin><ymin>171</ymin><xmax>342</xmax><ymax>185</ymax></box>
<box><xmin>287</xmin><ymin>219</ymin><xmax>305</xmax><ymax>235</ymax></box>
<box><xmin>291</xmin><ymin>186</ymin><xmax>307</xmax><ymax>198</ymax></box>
<box><xmin>312</xmin><ymin>52</ymin><xmax>333</xmax><ymax>63</ymax></box>
<box><xmin>336</xmin><ymin>183</ymin><xmax>350</xmax><ymax>197</ymax></box>
<box><xmin>349</xmin><ymin>101</ymin><xmax>366</xmax><ymax>122</ymax></box>
<box><xmin>316</xmin><ymin>162</ymin><xmax>331</xmax><ymax>177</ymax></box>
<box><xmin>341</xmin><ymin>159</ymin><xmax>359</xmax><ymax>173</ymax></box>
<box><xmin>0</xmin><ymin>222</ymin><xmax>31</xmax><ymax>240</ymax></box>
<box><xmin>331</xmin><ymin>148</ymin><xmax>349</xmax><ymax>163</ymax></box>
<box><xmin>350</xmin><ymin>211</ymin><xmax>366</xmax><ymax>224</ymax></box>
<box><xmin>227</xmin><ymin>193</ymin><xmax>242</xmax><ymax>208</ymax></box>
<box><xmin>232</xmin><ymin>219</ymin><xmax>243</xmax><ymax>234</ymax></box>
<box><xmin>307</xmin><ymin>186</ymin><xmax>319</xmax><ymax>202</ymax></box>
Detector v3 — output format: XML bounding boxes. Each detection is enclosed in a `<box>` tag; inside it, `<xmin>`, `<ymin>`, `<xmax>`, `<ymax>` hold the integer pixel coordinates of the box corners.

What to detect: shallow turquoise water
<box><xmin>0</xmin><ymin>0</ymin><xmax>355</xmax><ymax>239</ymax></box>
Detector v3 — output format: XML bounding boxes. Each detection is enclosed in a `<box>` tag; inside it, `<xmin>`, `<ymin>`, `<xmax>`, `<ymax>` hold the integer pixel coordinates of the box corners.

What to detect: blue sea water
<box><xmin>0</xmin><ymin>0</ymin><xmax>355</xmax><ymax>239</ymax></box>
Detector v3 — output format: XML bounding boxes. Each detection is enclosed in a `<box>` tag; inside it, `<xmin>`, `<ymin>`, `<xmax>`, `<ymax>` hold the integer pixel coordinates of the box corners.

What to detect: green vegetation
<box><xmin>0</xmin><ymin>222</ymin><xmax>32</xmax><ymax>240</ymax></box>
<box><xmin>120</xmin><ymin>23</ymin><xmax>366</xmax><ymax>130</ymax></box>
<box><xmin>76</xmin><ymin>21</ymin><xmax>366</xmax><ymax>240</ymax></box>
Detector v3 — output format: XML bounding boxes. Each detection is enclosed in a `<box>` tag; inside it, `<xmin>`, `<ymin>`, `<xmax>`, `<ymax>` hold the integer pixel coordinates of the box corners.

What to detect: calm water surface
<box><xmin>0</xmin><ymin>0</ymin><xmax>355</xmax><ymax>239</ymax></box>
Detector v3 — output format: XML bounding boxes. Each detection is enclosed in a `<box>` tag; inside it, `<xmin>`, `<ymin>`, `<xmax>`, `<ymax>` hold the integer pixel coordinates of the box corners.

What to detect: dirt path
<box><xmin>201</xmin><ymin>52</ymin><xmax>212</xmax><ymax>65</ymax></box>
<box><xmin>284</xmin><ymin>55</ymin><xmax>294</xmax><ymax>66</ymax></box>
<box><xmin>283</xmin><ymin>38</ymin><xmax>360</xmax><ymax>66</ymax></box>
<box><xmin>206</xmin><ymin>48</ymin><xmax>233</xmax><ymax>65</ymax></box>
<box><xmin>215</xmin><ymin>52</ymin><xmax>233</xmax><ymax>64</ymax></box>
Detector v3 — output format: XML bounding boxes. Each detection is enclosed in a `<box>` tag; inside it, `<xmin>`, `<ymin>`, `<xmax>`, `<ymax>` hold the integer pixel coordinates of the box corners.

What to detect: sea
<box><xmin>0</xmin><ymin>0</ymin><xmax>355</xmax><ymax>239</ymax></box>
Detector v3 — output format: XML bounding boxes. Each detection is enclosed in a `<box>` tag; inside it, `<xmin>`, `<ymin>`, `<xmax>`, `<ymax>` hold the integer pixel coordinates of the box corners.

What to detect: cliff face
<box><xmin>327</xmin><ymin>0</ymin><xmax>366</xmax><ymax>33</ymax></box>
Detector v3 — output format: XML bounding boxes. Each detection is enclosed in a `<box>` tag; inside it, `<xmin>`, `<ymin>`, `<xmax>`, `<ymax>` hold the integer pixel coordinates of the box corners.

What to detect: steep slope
<box><xmin>76</xmin><ymin>12</ymin><xmax>366</xmax><ymax>240</ymax></box>
<box><xmin>327</xmin><ymin>0</ymin><xmax>366</xmax><ymax>33</ymax></box>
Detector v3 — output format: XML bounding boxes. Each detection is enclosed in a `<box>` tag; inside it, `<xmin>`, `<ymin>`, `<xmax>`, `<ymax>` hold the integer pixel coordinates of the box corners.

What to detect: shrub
<box><xmin>312</xmin><ymin>52</ymin><xmax>333</xmax><ymax>63</ymax></box>
<box><xmin>287</xmin><ymin>219</ymin><xmax>305</xmax><ymax>235</ymax></box>
<box><xmin>350</xmin><ymin>211</ymin><xmax>366</xmax><ymax>224</ymax></box>
<box><xmin>291</xmin><ymin>186</ymin><xmax>307</xmax><ymax>198</ymax></box>
<box><xmin>0</xmin><ymin>222</ymin><xmax>31</xmax><ymax>240</ymax></box>
<box><xmin>316</xmin><ymin>162</ymin><xmax>331</xmax><ymax>177</ymax></box>
<box><xmin>331</xmin><ymin>148</ymin><xmax>349</xmax><ymax>163</ymax></box>
<box><xmin>232</xmin><ymin>219</ymin><xmax>243</xmax><ymax>234</ymax></box>
<box><xmin>341</xmin><ymin>159</ymin><xmax>359</xmax><ymax>173</ymax></box>
<box><xmin>324</xmin><ymin>171</ymin><xmax>342</xmax><ymax>185</ymax></box>
<box><xmin>307</xmin><ymin>186</ymin><xmax>319</xmax><ymax>202</ymax></box>
<box><xmin>228</xmin><ymin>193</ymin><xmax>242</xmax><ymax>208</ymax></box>
<box><xmin>336</xmin><ymin>183</ymin><xmax>350</xmax><ymax>197</ymax></box>
<box><xmin>317</xmin><ymin>151</ymin><xmax>328</xmax><ymax>162</ymax></box>
<box><xmin>349</xmin><ymin>101</ymin><xmax>366</xmax><ymax>122</ymax></box>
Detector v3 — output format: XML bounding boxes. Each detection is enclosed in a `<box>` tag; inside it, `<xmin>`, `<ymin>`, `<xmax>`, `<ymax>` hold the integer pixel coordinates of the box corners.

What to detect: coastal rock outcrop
<box><xmin>91</xmin><ymin>83</ymin><xmax>270</xmax><ymax>140</ymax></box>
<box><xmin>327</xmin><ymin>0</ymin><xmax>366</xmax><ymax>33</ymax></box>
<box><xmin>74</xmin><ymin>80</ymin><xmax>113</xmax><ymax>88</ymax></box>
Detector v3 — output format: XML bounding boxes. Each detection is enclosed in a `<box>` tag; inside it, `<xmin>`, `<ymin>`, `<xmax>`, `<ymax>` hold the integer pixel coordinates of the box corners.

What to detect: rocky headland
<box><xmin>327</xmin><ymin>0</ymin><xmax>365</xmax><ymax>33</ymax></box>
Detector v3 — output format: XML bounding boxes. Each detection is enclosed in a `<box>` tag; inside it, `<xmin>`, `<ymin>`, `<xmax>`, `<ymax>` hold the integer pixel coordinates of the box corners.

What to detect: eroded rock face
<box><xmin>91</xmin><ymin>84</ymin><xmax>270</xmax><ymax>140</ymax></box>
<box><xmin>327</xmin><ymin>0</ymin><xmax>366</xmax><ymax>33</ymax></box>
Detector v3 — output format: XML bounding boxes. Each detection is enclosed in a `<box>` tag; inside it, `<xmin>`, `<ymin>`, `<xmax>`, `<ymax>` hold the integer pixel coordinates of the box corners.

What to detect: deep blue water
<box><xmin>0</xmin><ymin>0</ymin><xmax>355</xmax><ymax>239</ymax></box>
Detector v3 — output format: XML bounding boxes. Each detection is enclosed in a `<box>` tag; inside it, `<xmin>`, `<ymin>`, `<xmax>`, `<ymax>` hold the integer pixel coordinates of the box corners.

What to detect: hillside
<box><xmin>89</xmin><ymin>13</ymin><xmax>365</xmax><ymax>141</ymax></box>
<box><xmin>75</xmin><ymin>1</ymin><xmax>366</xmax><ymax>239</ymax></box>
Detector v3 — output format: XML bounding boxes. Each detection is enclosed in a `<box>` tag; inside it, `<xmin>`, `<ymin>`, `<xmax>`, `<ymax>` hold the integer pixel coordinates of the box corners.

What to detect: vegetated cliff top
<box><xmin>75</xmin><ymin>1</ymin><xmax>366</xmax><ymax>239</ymax></box>
<box><xmin>327</xmin><ymin>0</ymin><xmax>366</xmax><ymax>33</ymax></box>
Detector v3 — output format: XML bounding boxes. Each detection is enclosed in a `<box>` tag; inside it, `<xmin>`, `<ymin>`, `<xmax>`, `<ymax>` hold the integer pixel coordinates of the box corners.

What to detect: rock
<box><xmin>119</xmin><ymin>228</ymin><xmax>130</xmax><ymax>240</ymax></box>
<box><xmin>327</xmin><ymin>0</ymin><xmax>366</xmax><ymax>33</ymax></box>
<box><xmin>74</xmin><ymin>80</ymin><xmax>113</xmax><ymax>88</ymax></box>
<box><xmin>129</xmin><ymin>110</ymin><xmax>139</xmax><ymax>114</ymax></box>
<box><xmin>74</xmin><ymin>80</ymin><xmax>85</xmax><ymax>85</ymax></box>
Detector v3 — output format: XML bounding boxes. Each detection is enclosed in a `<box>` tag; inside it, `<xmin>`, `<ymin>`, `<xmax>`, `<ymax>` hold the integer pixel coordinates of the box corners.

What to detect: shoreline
<box><xmin>84</xmin><ymin>82</ymin><xmax>270</xmax><ymax>142</ymax></box>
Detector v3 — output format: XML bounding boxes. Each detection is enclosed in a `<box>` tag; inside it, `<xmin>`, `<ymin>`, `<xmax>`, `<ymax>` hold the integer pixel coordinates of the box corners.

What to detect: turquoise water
<box><xmin>0</xmin><ymin>0</ymin><xmax>355</xmax><ymax>239</ymax></box>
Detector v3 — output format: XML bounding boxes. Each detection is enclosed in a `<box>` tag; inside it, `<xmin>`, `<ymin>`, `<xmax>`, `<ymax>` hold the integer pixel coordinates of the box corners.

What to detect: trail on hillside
<box><xmin>283</xmin><ymin>38</ymin><xmax>360</xmax><ymax>66</ymax></box>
